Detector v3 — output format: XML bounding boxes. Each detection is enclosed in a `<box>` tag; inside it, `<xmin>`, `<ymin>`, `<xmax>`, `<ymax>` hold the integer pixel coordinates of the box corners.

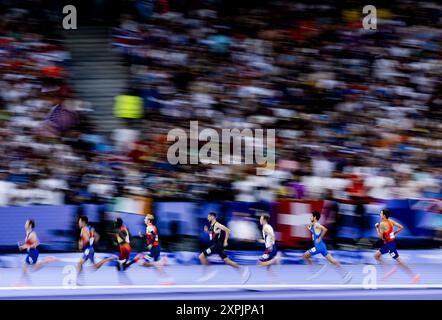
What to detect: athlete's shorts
<box><xmin>82</xmin><ymin>246</ymin><xmax>95</xmax><ymax>263</ymax></box>
<box><xmin>379</xmin><ymin>241</ymin><xmax>399</xmax><ymax>259</ymax></box>
<box><xmin>259</xmin><ymin>245</ymin><xmax>278</xmax><ymax>262</ymax></box>
<box><xmin>308</xmin><ymin>242</ymin><xmax>328</xmax><ymax>257</ymax></box>
<box><xmin>144</xmin><ymin>245</ymin><xmax>161</xmax><ymax>262</ymax></box>
<box><xmin>119</xmin><ymin>243</ymin><xmax>132</xmax><ymax>261</ymax></box>
<box><xmin>26</xmin><ymin>248</ymin><xmax>39</xmax><ymax>265</ymax></box>
<box><xmin>203</xmin><ymin>243</ymin><xmax>227</xmax><ymax>260</ymax></box>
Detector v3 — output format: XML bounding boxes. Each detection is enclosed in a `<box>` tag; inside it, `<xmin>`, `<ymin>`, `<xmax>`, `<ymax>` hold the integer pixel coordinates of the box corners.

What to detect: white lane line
<box><xmin>1</xmin><ymin>284</ymin><xmax>442</xmax><ymax>291</ymax></box>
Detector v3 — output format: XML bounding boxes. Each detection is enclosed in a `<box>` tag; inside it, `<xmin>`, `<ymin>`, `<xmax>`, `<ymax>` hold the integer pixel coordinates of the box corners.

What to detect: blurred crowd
<box><xmin>0</xmin><ymin>1</ymin><xmax>441</xmax><ymax>207</ymax></box>
<box><xmin>0</xmin><ymin>6</ymin><xmax>95</xmax><ymax>206</ymax></box>
<box><xmin>111</xmin><ymin>1</ymin><xmax>441</xmax><ymax>202</ymax></box>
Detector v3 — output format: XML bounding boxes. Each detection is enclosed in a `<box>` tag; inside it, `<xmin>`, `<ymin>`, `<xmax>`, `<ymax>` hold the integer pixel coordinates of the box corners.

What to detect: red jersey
<box><xmin>382</xmin><ymin>219</ymin><xmax>395</xmax><ymax>244</ymax></box>
<box><xmin>146</xmin><ymin>223</ymin><xmax>159</xmax><ymax>246</ymax></box>
<box><xmin>117</xmin><ymin>225</ymin><xmax>131</xmax><ymax>260</ymax></box>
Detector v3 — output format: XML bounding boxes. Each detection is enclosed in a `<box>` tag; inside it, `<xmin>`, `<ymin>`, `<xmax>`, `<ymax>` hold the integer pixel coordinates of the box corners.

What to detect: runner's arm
<box><xmin>91</xmin><ymin>228</ymin><xmax>100</xmax><ymax>242</ymax></box>
<box><xmin>138</xmin><ymin>231</ymin><xmax>146</xmax><ymax>238</ymax></box>
<box><xmin>316</xmin><ymin>223</ymin><xmax>327</xmax><ymax>243</ymax></box>
<box><xmin>264</xmin><ymin>228</ymin><xmax>275</xmax><ymax>250</ymax></box>
<box><xmin>265</xmin><ymin>225</ymin><xmax>275</xmax><ymax>249</ymax></box>
<box><xmin>217</xmin><ymin>223</ymin><xmax>231</xmax><ymax>245</ymax></box>
<box><xmin>375</xmin><ymin>223</ymin><xmax>383</xmax><ymax>240</ymax></box>
<box><xmin>390</xmin><ymin>219</ymin><xmax>404</xmax><ymax>235</ymax></box>
<box><xmin>32</xmin><ymin>233</ymin><xmax>40</xmax><ymax>248</ymax></box>
<box><xmin>118</xmin><ymin>229</ymin><xmax>128</xmax><ymax>239</ymax></box>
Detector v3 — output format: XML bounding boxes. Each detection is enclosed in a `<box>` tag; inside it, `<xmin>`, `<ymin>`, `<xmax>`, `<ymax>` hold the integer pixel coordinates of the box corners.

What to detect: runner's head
<box><xmin>115</xmin><ymin>217</ymin><xmax>123</xmax><ymax>228</ymax></box>
<box><xmin>78</xmin><ymin>215</ymin><xmax>88</xmax><ymax>228</ymax></box>
<box><xmin>311</xmin><ymin>211</ymin><xmax>320</xmax><ymax>223</ymax></box>
<box><xmin>25</xmin><ymin>219</ymin><xmax>35</xmax><ymax>231</ymax></box>
<box><xmin>260</xmin><ymin>213</ymin><xmax>270</xmax><ymax>226</ymax></box>
<box><xmin>380</xmin><ymin>208</ymin><xmax>390</xmax><ymax>220</ymax></box>
<box><xmin>145</xmin><ymin>214</ymin><xmax>154</xmax><ymax>225</ymax></box>
<box><xmin>208</xmin><ymin>212</ymin><xmax>217</xmax><ymax>223</ymax></box>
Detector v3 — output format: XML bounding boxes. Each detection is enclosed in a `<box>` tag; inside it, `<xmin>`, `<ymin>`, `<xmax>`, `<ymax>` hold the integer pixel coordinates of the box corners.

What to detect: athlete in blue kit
<box><xmin>77</xmin><ymin>216</ymin><xmax>116</xmax><ymax>279</ymax></box>
<box><xmin>18</xmin><ymin>219</ymin><xmax>57</xmax><ymax>284</ymax></box>
<box><xmin>303</xmin><ymin>211</ymin><xmax>352</xmax><ymax>283</ymax></box>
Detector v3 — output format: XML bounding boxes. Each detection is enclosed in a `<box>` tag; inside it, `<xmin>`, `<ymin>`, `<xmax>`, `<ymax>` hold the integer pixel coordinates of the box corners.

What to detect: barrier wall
<box><xmin>276</xmin><ymin>199</ymin><xmax>441</xmax><ymax>247</ymax></box>
<box><xmin>0</xmin><ymin>199</ymin><xmax>440</xmax><ymax>251</ymax></box>
<box><xmin>0</xmin><ymin>205</ymin><xmax>77</xmax><ymax>251</ymax></box>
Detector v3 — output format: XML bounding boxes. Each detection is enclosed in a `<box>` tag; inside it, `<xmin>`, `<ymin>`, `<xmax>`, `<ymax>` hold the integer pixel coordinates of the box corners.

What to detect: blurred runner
<box><xmin>303</xmin><ymin>211</ymin><xmax>352</xmax><ymax>283</ymax></box>
<box><xmin>374</xmin><ymin>208</ymin><xmax>420</xmax><ymax>283</ymax></box>
<box><xmin>123</xmin><ymin>214</ymin><xmax>172</xmax><ymax>284</ymax></box>
<box><xmin>133</xmin><ymin>214</ymin><xmax>167</xmax><ymax>269</ymax></box>
<box><xmin>77</xmin><ymin>216</ymin><xmax>116</xmax><ymax>283</ymax></box>
<box><xmin>257</xmin><ymin>213</ymin><xmax>282</xmax><ymax>283</ymax></box>
<box><xmin>258</xmin><ymin>213</ymin><xmax>281</xmax><ymax>267</ymax></box>
<box><xmin>114</xmin><ymin>217</ymin><xmax>132</xmax><ymax>271</ymax></box>
<box><xmin>18</xmin><ymin>219</ymin><xmax>57</xmax><ymax>284</ymax></box>
<box><xmin>198</xmin><ymin>212</ymin><xmax>250</xmax><ymax>283</ymax></box>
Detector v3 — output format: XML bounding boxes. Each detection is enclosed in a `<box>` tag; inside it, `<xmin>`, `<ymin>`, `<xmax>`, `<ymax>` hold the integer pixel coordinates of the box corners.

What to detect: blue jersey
<box><xmin>311</xmin><ymin>224</ymin><xmax>324</xmax><ymax>245</ymax></box>
<box><xmin>80</xmin><ymin>226</ymin><xmax>95</xmax><ymax>248</ymax></box>
<box><xmin>308</xmin><ymin>223</ymin><xmax>328</xmax><ymax>257</ymax></box>
<box><xmin>80</xmin><ymin>226</ymin><xmax>95</xmax><ymax>262</ymax></box>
